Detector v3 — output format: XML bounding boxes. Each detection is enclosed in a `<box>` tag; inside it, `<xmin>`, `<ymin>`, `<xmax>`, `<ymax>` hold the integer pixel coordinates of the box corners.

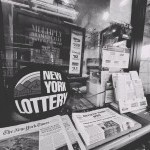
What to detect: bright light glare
<box><xmin>120</xmin><ymin>0</ymin><xmax>128</xmax><ymax>7</ymax></box>
<box><xmin>102</xmin><ymin>12</ymin><xmax>109</xmax><ymax>21</ymax></box>
<box><xmin>141</xmin><ymin>45</ymin><xmax>150</xmax><ymax>59</ymax></box>
<box><xmin>63</xmin><ymin>0</ymin><xmax>70</xmax><ymax>4</ymax></box>
<box><xmin>112</xmin><ymin>29</ymin><xmax>116</xmax><ymax>33</ymax></box>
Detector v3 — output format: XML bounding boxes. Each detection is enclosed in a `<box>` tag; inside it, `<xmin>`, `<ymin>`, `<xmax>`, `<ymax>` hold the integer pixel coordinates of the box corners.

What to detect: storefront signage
<box><xmin>11</xmin><ymin>66</ymin><xmax>69</xmax><ymax>119</ymax></box>
<box><xmin>69</xmin><ymin>30</ymin><xmax>83</xmax><ymax>74</ymax></box>
<box><xmin>28</xmin><ymin>24</ymin><xmax>63</xmax><ymax>64</ymax></box>
<box><xmin>29</xmin><ymin>24</ymin><xmax>62</xmax><ymax>46</ymax></box>
<box><xmin>14</xmin><ymin>12</ymin><xmax>66</xmax><ymax>66</ymax></box>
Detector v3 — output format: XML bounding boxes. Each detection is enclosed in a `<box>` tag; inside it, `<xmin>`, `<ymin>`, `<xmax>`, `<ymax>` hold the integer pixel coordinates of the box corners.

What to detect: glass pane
<box><xmin>73</xmin><ymin>0</ymin><xmax>110</xmax><ymax>75</ymax></box>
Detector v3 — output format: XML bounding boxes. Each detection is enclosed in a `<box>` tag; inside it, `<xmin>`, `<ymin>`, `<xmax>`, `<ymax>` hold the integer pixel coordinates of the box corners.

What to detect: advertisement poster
<box><xmin>69</xmin><ymin>30</ymin><xmax>83</xmax><ymax>74</ymax></box>
<box><xmin>102</xmin><ymin>46</ymin><xmax>130</xmax><ymax>69</ymax></box>
<box><xmin>9</xmin><ymin>66</ymin><xmax>69</xmax><ymax>122</ymax></box>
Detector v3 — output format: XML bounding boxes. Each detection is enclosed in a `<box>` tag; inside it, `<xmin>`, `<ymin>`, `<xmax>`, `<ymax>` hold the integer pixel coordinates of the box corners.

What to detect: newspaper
<box><xmin>61</xmin><ymin>115</ymin><xmax>86</xmax><ymax>150</ymax></box>
<box><xmin>0</xmin><ymin>115</ymin><xmax>74</xmax><ymax>150</ymax></box>
<box><xmin>102</xmin><ymin>46</ymin><xmax>130</xmax><ymax>69</ymax></box>
<box><xmin>112</xmin><ymin>72</ymin><xmax>147</xmax><ymax>113</ymax></box>
<box><xmin>72</xmin><ymin>108</ymin><xmax>135</xmax><ymax>146</ymax></box>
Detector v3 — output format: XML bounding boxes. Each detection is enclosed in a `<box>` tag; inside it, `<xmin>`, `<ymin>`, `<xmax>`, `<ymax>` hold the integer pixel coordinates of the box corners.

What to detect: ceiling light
<box><xmin>112</xmin><ymin>29</ymin><xmax>116</xmax><ymax>32</ymax></box>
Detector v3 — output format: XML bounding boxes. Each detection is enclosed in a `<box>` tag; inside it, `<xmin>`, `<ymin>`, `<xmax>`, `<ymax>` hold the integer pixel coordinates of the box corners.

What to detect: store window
<box><xmin>0</xmin><ymin>0</ymin><xmax>133</xmax><ymax>125</ymax></box>
<box><xmin>0</xmin><ymin>0</ymin><xmax>87</xmax><ymax>125</ymax></box>
<box><xmin>139</xmin><ymin>0</ymin><xmax>150</xmax><ymax>95</ymax></box>
<box><xmin>1</xmin><ymin>1</ymin><xmax>150</xmax><ymax>150</ymax></box>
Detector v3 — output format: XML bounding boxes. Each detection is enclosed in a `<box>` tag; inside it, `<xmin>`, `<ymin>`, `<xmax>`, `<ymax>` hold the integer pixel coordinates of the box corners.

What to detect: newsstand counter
<box><xmin>67</xmin><ymin>93</ymin><xmax>150</xmax><ymax>150</ymax></box>
<box><xmin>92</xmin><ymin>111</ymin><xmax>150</xmax><ymax>150</ymax></box>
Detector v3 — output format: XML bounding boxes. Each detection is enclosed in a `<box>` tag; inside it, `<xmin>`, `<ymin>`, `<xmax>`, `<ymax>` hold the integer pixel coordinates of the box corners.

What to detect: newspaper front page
<box><xmin>112</xmin><ymin>72</ymin><xmax>147</xmax><ymax>113</ymax></box>
<box><xmin>72</xmin><ymin>108</ymin><xmax>135</xmax><ymax>146</ymax></box>
<box><xmin>0</xmin><ymin>115</ymin><xmax>74</xmax><ymax>150</ymax></box>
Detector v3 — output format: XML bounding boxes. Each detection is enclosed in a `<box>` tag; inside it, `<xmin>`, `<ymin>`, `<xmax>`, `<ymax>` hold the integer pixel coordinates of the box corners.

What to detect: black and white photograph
<box><xmin>0</xmin><ymin>0</ymin><xmax>150</xmax><ymax>149</ymax></box>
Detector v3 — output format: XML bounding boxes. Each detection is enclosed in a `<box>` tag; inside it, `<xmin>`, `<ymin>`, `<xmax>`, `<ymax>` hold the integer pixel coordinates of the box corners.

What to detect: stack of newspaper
<box><xmin>72</xmin><ymin>107</ymin><xmax>136</xmax><ymax>146</ymax></box>
<box><xmin>0</xmin><ymin>115</ymin><xmax>86</xmax><ymax>150</ymax></box>
<box><xmin>112</xmin><ymin>71</ymin><xmax>147</xmax><ymax>113</ymax></box>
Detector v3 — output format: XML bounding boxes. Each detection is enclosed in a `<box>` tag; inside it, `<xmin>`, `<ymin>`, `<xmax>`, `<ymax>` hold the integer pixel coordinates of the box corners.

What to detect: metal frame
<box><xmin>129</xmin><ymin>0</ymin><xmax>147</xmax><ymax>72</ymax></box>
<box><xmin>0</xmin><ymin>0</ymin><xmax>7</xmax><ymax>126</ymax></box>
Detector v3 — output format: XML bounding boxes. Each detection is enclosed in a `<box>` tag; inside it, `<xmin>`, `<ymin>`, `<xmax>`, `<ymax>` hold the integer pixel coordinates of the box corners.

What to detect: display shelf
<box><xmin>87</xmin><ymin>66</ymin><xmax>99</xmax><ymax>69</ymax></box>
<box><xmin>2</xmin><ymin>67</ymin><xmax>17</xmax><ymax>68</ymax></box>
<box><xmin>17</xmin><ymin>60</ymin><xmax>69</xmax><ymax>67</ymax></box>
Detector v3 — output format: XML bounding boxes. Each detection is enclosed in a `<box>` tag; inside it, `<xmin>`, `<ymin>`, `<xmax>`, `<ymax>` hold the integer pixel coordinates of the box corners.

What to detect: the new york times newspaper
<box><xmin>0</xmin><ymin>115</ymin><xmax>77</xmax><ymax>150</ymax></box>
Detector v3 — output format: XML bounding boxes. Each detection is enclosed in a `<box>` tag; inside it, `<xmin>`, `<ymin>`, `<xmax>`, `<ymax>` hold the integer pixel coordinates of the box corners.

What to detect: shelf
<box><xmin>2</xmin><ymin>58</ymin><xmax>17</xmax><ymax>61</ymax></box>
<box><xmin>2</xmin><ymin>67</ymin><xmax>17</xmax><ymax>69</ymax></box>
<box><xmin>17</xmin><ymin>60</ymin><xmax>69</xmax><ymax>67</ymax></box>
<box><xmin>87</xmin><ymin>66</ymin><xmax>99</xmax><ymax>69</ymax></box>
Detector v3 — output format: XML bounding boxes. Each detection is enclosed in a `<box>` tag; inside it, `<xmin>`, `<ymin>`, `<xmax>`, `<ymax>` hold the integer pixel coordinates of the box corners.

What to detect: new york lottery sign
<box><xmin>12</xmin><ymin>66</ymin><xmax>69</xmax><ymax>119</ymax></box>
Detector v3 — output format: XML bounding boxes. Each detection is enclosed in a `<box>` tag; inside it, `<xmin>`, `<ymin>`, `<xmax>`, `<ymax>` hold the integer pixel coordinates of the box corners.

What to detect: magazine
<box><xmin>0</xmin><ymin>115</ymin><xmax>74</xmax><ymax>150</ymax></box>
<box><xmin>72</xmin><ymin>107</ymin><xmax>136</xmax><ymax>146</ymax></box>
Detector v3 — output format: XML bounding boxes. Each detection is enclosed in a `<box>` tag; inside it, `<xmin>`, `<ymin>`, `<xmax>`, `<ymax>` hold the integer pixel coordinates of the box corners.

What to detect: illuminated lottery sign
<box><xmin>12</xmin><ymin>66</ymin><xmax>69</xmax><ymax>119</ymax></box>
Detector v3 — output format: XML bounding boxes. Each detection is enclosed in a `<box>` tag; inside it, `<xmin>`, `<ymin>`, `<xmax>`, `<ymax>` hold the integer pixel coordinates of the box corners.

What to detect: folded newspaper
<box><xmin>112</xmin><ymin>71</ymin><xmax>147</xmax><ymax>113</ymax></box>
<box><xmin>0</xmin><ymin>115</ymin><xmax>86</xmax><ymax>150</ymax></box>
<box><xmin>72</xmin><ymin>107</ymin><xmax>136</xmax><ymax>146</ymax></box>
